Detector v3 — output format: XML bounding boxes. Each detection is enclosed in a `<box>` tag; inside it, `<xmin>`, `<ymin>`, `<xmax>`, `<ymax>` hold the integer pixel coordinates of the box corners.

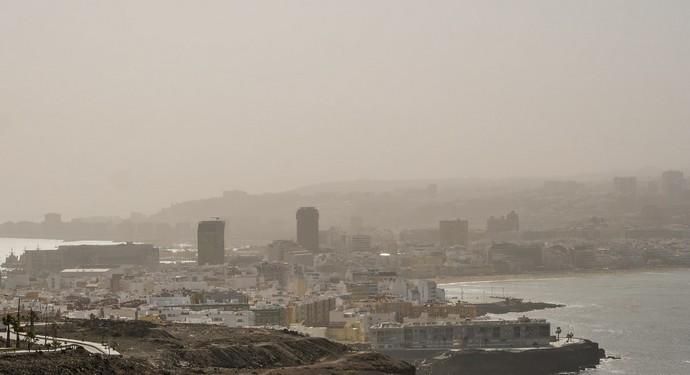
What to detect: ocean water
<box><xmin>443</xmin><ymin>270</ymin><xmax>690</xmax><ymax>375</ymax></box>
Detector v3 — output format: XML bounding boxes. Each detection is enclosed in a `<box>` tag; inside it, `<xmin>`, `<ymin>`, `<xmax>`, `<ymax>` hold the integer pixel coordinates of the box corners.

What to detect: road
<box><xmin>6</xmin><ymin>328</ymin><xmax>120</xmax><ymax>356</ymax></box>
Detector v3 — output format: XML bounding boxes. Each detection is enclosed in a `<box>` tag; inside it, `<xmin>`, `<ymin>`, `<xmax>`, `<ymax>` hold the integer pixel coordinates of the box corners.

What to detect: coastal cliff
<box><xmin>424</xmin><ymin>340</ymin><xmax>604</xmax><ymax>375</ymax></box>
<box><xmin>473</xmin><ymin>298</ymin><xmax>564</xmax><ymax>315</ymax></box>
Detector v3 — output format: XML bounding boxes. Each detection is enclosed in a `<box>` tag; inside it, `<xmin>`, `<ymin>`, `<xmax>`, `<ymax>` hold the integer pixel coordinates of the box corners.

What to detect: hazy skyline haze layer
<box><xmin>1</xmin><ymin>0</ymin><xmax>690</xmax><ymax>221</ymax></box>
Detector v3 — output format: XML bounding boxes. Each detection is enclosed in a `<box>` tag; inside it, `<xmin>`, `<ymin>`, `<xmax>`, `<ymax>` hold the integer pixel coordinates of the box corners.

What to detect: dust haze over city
<box><xmin>3</xmin><ymin>0</ymin><xmax>690</xmax><ymax>222</ymax></box>
<box><xmin>1</xmin><ymin>1</ymin><xmax>690</xmax><ymax>375</ymax></box>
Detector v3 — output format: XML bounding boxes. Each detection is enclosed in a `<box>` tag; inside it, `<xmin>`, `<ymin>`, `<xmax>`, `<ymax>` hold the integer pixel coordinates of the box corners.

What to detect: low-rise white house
<box><xmin>160</xmin><ymin>307</ymin><xmax>255</xmax><ymax>327</ymax></box>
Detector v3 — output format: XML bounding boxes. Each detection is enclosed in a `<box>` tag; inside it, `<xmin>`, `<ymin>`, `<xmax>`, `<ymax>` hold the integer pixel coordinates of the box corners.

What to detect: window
<box><xmin>513</xmin><ymin>326</ymin><xmax>521</xmax><ymax>338</ymax></box>
<box><xmin>492</xmin><ymin>327</ymin><xmax>501</xmax><ymax>338</ymax></box>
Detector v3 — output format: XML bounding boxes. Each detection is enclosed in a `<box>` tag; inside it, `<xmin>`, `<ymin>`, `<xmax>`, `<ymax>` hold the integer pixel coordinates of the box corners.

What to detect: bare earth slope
<box><xmin>0</xmin><ymin>319</ymin><xmax>414</xmax><ymax>375</ymax></box>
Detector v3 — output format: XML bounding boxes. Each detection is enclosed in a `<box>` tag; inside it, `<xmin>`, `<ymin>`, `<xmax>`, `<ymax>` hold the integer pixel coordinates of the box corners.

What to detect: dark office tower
<box><xmin>296</xmin><ymin>207</ymin><xmax>320</xmax><ymax>252</ymax></box>
<box><xmin>197</xmin><ymin>220</ymin><xmax>225</xmax><ymax>265</ymax></box>
<box><xmin>439</xmin><ymin>219</ymin><xmax>469</xmax><ymax>247</ymax></box>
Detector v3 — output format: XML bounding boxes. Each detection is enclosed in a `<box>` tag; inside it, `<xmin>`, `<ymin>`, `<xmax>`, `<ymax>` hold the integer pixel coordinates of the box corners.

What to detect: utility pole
<box><xmin>28</xmin><ymin>307</ymin><xmax>35</xmax><ymax>352</ymax></box>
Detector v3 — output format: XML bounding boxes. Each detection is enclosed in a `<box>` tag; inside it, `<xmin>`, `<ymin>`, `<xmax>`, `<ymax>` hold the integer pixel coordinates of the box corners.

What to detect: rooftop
<box><xmin>372</xmin><ymin>318</ymin><xmax>548</xmax><ymax>329</ymax></box>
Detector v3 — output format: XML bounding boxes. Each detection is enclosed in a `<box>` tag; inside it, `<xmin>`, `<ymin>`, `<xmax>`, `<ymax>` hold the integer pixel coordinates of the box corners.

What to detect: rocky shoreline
<box><xmin>422</xmin><ymin>340</ymin><xmax>605</xmax><ymax>375</ymax></box>
<box><xmin>473</xmin><ymin>297</ymin><xmax>564</xmax><ymax>315</ymax></box>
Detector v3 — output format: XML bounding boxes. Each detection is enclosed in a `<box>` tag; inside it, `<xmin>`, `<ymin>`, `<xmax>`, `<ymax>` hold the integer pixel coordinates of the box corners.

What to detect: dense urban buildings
<box><xmin>197</xmin><ymin>220</ymin><xmax>225</xmax><ymax>265</ymax></box>
<box><xmin>3</xmin><ymin>177</ymin><xmax>690</xmax><ymax>373</ymax></box>
<box><xmin>350</xmin><ymin>234</ymin><xmax>372</xmax><ymax>252</ymax></box>
<box><xmin>3</xmin><ymin>172</ymin><xmax>690</xmax><ymax>347</ymax></box>
<box><xmin>296</xmin><ymin>207</ymin><xmax>319</xmax><ymax>252</ymax></box>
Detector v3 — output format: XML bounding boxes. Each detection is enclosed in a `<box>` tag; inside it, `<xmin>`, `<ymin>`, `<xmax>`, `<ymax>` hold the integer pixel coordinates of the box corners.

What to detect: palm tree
<box><xmin>2</xmin><ymin>314</ymin><xmax>15</xmax><ymax>347</ymax></box>
<box><xmin>27</xmin><ymin>309</ymin><xmax>37</xmax><ymax>351</ymax></box>
<box><xmin>15</xmin><ymin>300</ymin><xmax>20</xmax><ymax>349</ymax></box>
<box><xmin>555</xmin><ymin>326</ymin><xmax>562</xmax><ymax>341</ymax></box>
<box><xmin>12</xmin><ymin>318</ymin><xmax>20</xmax><ymax>349</ymax></box>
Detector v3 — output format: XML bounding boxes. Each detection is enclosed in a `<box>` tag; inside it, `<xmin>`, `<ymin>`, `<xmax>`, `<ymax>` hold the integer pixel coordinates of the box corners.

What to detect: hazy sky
<box><xmin>2</xmin><ymin>1</ymin><xmax>690</xmax><ymax>221</ymax></box>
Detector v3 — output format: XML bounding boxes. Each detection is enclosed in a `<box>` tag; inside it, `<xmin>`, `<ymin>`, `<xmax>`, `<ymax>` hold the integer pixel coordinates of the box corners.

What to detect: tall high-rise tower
<box><xmin>197</xmin><ymin>220</ymin><xmax>225</xmax><ymax>265</ymax></box>
<box><xmin>296</xmin><ymin>207</ymin><xmax>319</xmax><ymax>252</ymax></box>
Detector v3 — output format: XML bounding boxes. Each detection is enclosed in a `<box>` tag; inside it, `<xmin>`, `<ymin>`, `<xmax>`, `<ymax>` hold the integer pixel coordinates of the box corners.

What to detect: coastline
<box><xmin>425</xmin><ymin>339</ymin><xmax>605</xmax><ymax>375</ymax></box>
<box><xmin>434</xmin><ymin>265</ymin><xmax>690</xmax><ymax>285</ymax></box>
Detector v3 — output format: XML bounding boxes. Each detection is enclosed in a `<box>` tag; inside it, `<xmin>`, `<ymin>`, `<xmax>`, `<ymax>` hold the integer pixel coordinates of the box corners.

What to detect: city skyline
<box><xmin>0</xmin><ymin>169</ymin><xmax>686</xmax><ymax>223</ymax></box>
